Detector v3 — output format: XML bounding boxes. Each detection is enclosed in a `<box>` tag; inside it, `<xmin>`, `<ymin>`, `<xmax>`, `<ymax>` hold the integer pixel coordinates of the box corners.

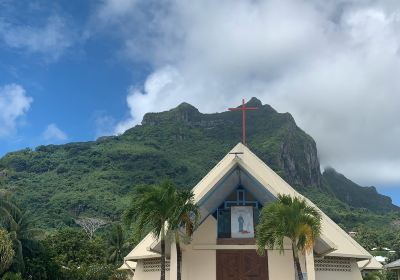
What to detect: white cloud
<box><xmin>42</xmin><ymin>124</ymin><xmax>68</xmax><ymax>142</ymax></box>
<box><xmin>97</xmin><ymin>0</ymin><xmax>137</xmax><ymax>22</ymax></box>
<box><xmin>0</xmin><ymin>15</ymin><xmax>74</xmax><ymax>60</ymax></box>
<box><xmin>104</xmin><ymin>0</ymin><xmax>400</xmax><ymax>186</ymax></box>
<box><xmin>115</xmin><ymin>66</ymin><xmax>185</xmax><ymax>134</ymax></box>
<box><xmin>0</xmin><ymin>84</ymin><xmax>33</xmax><ymax>137</ymax></box>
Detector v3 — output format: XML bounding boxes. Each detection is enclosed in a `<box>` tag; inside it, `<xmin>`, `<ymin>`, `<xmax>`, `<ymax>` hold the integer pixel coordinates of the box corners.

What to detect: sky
<box><xmin>1</xmin><ymin>0</ymin><xmax>400</xmax><ymax>204</ymax></box>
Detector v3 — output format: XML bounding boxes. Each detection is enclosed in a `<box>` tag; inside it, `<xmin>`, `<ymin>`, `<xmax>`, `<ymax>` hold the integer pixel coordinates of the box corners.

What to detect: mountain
<box><xmin>323</xmin><ymin>168</ymin><xmax>395</xmax><ymax>212</ymax></box>
<box><xmin>0</xmin><ymin>97</ymin><xmax>397</xmax><ymax>229</ymax></box>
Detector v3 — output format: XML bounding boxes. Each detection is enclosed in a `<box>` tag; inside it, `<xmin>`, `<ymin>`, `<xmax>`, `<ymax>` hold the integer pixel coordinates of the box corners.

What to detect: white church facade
<box><xmin>123</xmin><ymin>143</ymin><xmax>380</xmax><ymax>280</ymax></box>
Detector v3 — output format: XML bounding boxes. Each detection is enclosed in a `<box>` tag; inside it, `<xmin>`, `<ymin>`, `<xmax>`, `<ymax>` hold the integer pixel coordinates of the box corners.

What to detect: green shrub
<box><xmin>1</xmin><ymin>272</ymin><xmax>23</xmax><ymax>280</ymax></box>
<box><xmin>0</xmin><ymin>229</ymin><xmax>14</xmax><ymax>274</ymax></box>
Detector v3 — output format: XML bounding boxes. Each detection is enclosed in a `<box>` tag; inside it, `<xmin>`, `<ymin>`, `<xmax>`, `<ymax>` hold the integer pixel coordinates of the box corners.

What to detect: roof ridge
<box><xmin>240</xmin><ymin>144</ymin><xmax>371</xmax><ymax>258</ymax></box>
<box><xmin>191</xmin><ymin>143</ymin><xmax>242</xmax><ymax>194</ymax></box>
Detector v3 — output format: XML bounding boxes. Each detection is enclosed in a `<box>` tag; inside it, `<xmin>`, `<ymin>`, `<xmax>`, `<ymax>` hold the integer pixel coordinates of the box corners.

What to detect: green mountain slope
<box><xmin>0</xmin><ymin>98</ymin><xmax>397</xmax><ymax>229</ymax></box>
<box><xmin>323</xmin><ymin>168</ymin><xmax>395</xmax><ymax>212</ymax></box>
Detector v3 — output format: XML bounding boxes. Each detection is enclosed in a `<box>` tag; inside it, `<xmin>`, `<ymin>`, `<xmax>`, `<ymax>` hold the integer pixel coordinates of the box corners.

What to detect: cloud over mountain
<box><xmin>99</xmin><ymin>0</ymin><xmax>400</xmax><ymax>187</ymax></box>
<box><xmin>0</xmin><ymin>84</ymin><xmax>33</xmax><ymax>137</ymax></box>
<box><xmin>42</xmin><ymin>124</ymin><xmax>68</xmax><ymax>143</ymax></box>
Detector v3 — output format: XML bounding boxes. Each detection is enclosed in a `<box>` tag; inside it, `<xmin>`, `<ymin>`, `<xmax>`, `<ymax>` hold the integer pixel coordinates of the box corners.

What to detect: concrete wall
<box><xmin>268</xmin><ymin>249</ymin><xmax>295</xmax><ymax>279</ymax></box>
<box><xmin>181</xmin><ymin>215</ymin><xmax>217</xmax><ymax>280</ymax></box>
<box><xmin>132</xmin><ymin>259</ymin><xmax>170</xmax><ymax>280</ymax></box>
<box><xmin>315</xmin><ymin>259</ymin><xmax>363</xmax><ymax>280</ymax></box>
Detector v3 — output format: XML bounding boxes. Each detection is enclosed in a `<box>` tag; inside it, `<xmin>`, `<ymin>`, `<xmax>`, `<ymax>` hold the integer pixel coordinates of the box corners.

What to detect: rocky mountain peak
<box><xmin>247</xmin><ymin>97</ymin><xmax>263</xmax><ymax>107</ymax></box>
<box><xmin>142</xmin><ymin>102</ymin><xmax>201</xmax><ymax>125</ymax></box>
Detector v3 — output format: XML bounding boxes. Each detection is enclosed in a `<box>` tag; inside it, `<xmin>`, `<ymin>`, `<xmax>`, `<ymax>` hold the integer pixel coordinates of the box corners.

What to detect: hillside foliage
<box><xmin>0</xmin><ymin>98</ymin><xmax>398</xmax><ymax>236</ymax></box>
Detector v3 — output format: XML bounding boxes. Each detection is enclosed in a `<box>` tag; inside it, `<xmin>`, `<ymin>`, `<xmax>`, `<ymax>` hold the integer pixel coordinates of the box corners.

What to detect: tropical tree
<box><xmin>168</xmin><ymin>189</ymin><xmax>200</xmax><ymax>280</ymax></box>
<box><xmin>107</xmin><ymin>223</ymin><xmax>131</xmax><ymax>265</ymax></box>
<box><xmin>124</xmin><ymin>181</ymin><xmax>176</xmax><ymax>280</ymax></box>
<box><xmin>1</xmin><ymin>272</ymin><xmax>23</xmax><ymax>280</ymax></box>
<box><xmin>0</xmin><ymin>189</ymin><xmax>42</xmax><ymax>275</ymax></box>
<box><xmin>46</xmin><ymin>228</ymin><xmax>106</xmax><ymax>268</ymax></box>
<box><xmin>0</xmin><ymin>189</ymin><xmax>20</xmax><ymax>229</ymax></box>
<box><xmin>6</xmin><ymin>211</ymin><xmax>43</xmax><ymax>274</ymax></box>
<box><xmin>0</xmin><ymin>228</ymin><xmax>14</xmax><ymax>275</ymax></box>
<box><xmin>256</xmin><ymin>194</ymin><xmax>322</xmax><ymax>280</ymax></box>
<box><xmin>75</xmin><ymin>217</ymin><xmax>108</xmax><ymax>240</ymax></box>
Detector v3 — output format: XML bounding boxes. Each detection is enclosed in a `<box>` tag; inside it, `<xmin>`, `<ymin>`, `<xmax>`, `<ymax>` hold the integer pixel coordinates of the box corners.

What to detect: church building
<box><xmin>123</xmin><ymin>143</ymin><xmax>379</xmax><ymax>280</ymax></box>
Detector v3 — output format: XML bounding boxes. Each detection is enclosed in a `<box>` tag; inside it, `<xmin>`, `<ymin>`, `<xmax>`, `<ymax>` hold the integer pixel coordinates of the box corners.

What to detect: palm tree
<box><xmin>0</xmin><ymin>188</ymin><xmax>41</xmax><ymax>275</ymax></box>
<box><xmin>0</xmin><ymin>228</ymin><xmax>15</xmax><ymax>275</ymax></box>
<box><xmin>0</xmin><ymin>189</ymin><xmax>21</xmax><ymax>229</ymax></box>
<box><xmin>124</xmin><ymin>180</ymin><xmax>176</xmax><ymax>280</ymax></box>
<box><xmin>168</xmin><ymin>189</ymin><xmax>199</xmax><ymax>280</ymax></box>
<box><xmin>107</xmin><ymin>223</ymin><xmax>131</xmax><ymax>265</ymax></box>
<box><xmin>256</xmin><ymin>194</ymin><xmax>322</xmax><ymax>280</ymax></box>
<box><xmin>6</xmin><ymin>211</ymin><xmax>42</xmax><ymax>274</ymax></box>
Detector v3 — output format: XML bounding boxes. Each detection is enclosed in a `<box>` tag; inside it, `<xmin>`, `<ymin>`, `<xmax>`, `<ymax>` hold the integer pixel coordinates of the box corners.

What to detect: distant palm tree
<box><xmin>6</xmin><ymin>211</ymin><xmax>42</xmax><ymax>274</ymax></box>
<box><xmin>107</xmin><ymin>223</ymin><xmax>131</xmax><ymax>265</ymax></box>
<box><xmin>0</xmin><ymin>228</ymin><xmax>15</xmax><ymax>275</ymax></box>
<box><xmin>124</xmin><ymin>181</ymin><xmax>176</xmax><ymax>280</ymax></box>
<box><xmin>168</xmin><ymin>189</ymin><xmax>199</xmax><ymax>280</ymax></box>
<box><xmin>256</xmin><ymin>194</ymin><xmax>322</xmax><ymax>280</ymax></box>
<box><xmin>0</xmin><ymin>189</ymin><xmax>20</xmax><ymax>229</ymax></box>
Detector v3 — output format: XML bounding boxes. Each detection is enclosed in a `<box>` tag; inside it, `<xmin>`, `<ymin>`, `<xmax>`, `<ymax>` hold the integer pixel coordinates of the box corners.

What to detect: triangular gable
<box><xmin>190</xmin><ymin>143</ymin><xmax>371</xmax><ymax>260</ymax></box>
<box><xmin>125</xmin><ymin>233</ymin><xmax>160</xmax><ymax>261</ymax></box>
<box><xmin>118</xmin><ymin>261</ymin><xmax>137</xmax><ymax>271</ymax></box>
<box><xmin>126</xmin><ymin>143</ymin><xmax>372</xmax><ymax>261</ymax></box>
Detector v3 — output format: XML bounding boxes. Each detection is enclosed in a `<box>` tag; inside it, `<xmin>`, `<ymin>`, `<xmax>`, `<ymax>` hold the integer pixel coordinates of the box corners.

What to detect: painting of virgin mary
<box><xmin>231</xmin><ymin>206</ymin><xmax>254</xmax><ymax>238</ymax></box>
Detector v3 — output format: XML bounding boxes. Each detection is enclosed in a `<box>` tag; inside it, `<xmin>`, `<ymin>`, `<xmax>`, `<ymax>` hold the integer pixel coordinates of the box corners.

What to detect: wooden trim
<box><xmin>193</xmin><ymin>244</ymin><xmax>257</xmax><ymax>250</ymax></box>
<box><xmin>192</xmin><ymin>243</ymin><xmax>293</xmax><ymax>250</ymax></box>
<box><xmin>217</xmin><ymin>238</ymin><xmax>256</xmax><ymax>245</ymax></box>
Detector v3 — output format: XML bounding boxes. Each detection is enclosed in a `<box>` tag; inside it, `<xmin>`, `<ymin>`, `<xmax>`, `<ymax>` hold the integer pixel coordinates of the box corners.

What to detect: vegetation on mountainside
<box><xmin>0</xmin><ymin>98</ymin><xmax>399</xmax><ymax>277</ymax></box>
<box><xmin>0</xmin><ymin>98</ymin><xmax>396</xmax><ymax>231</ymax></box>
<box><xmin>323</xmin><ymin>168</ymin><xmax>394</xmax><ymax>213</ymax></box>
<box><xmin>0</xmin><ymin>228</ymin><xmax>14</xmax><ymax>274</ymax></box>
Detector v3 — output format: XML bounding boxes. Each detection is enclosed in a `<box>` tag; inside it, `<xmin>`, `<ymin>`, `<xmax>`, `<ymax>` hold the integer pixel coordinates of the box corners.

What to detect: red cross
<box><xmin>229</xmin><ymin>99</ymin><xmax>259</xmax><ymax>145</ymax></box>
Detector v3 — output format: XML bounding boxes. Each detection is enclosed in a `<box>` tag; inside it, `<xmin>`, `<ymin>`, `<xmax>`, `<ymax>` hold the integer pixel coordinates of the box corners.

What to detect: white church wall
<box><xmin>181</xmin><ymin>215</ymin><xmax>217</xmax><ymax>280</ymax></box>
<box><xmin>132</xmin><ymin>259</ymin><xmax>170</xmax><ymax>280</ymax></box>
<box><xmin>268</xmin><ymin>249</ymin><xmax>296</xmax><ymax>279</ymax></box>
<box><xmin>315</xmin><ymin>258</ymin><xmax>363</xmax><ymax>280</ymax></box>
<box><xmin>305</xmin><ymin>251</ymin><xmax>316</xmax><ymax>280</ymax></box>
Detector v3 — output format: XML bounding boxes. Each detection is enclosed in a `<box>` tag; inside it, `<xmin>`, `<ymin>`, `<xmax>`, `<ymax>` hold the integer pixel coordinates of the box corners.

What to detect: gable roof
<box><xmin>358</xmin><ymin>258</ymin><xmax>383</xmax><ymax>270</ymax></box>
<box><xmin>124</xmin><ymin>233</ymin><xmax>160</xmax><ymax>261</ymax></box>
<box><xmin>118</xmin><ymin>261</ymin><xmax>137</xmax><ymax>271</ymax></box>
<box><xmin>386</xmin><ymin>259</ymin><xmax>400</xmax><ymax>270</ymax></box>
<box><xmin>125</xmin><ymin>143</ymin><xmax>372</xmax><ymax>261</ymax></box>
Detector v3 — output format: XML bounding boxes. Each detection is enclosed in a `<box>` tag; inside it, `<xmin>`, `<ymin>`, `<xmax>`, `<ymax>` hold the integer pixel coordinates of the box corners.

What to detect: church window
<box><xmin>314</xmin><ymin>257</ymin><xmax>352</xmax><ymax>272</ymax></box>
<box><xmin>143</xmin><ymin>258</ymin><xmax>171</xmax><ymax>272</ymax></box>
<box><xmin>214</xmin><ymin>186</ymin><xmax>262</xmax><ymax>239</ymax></box>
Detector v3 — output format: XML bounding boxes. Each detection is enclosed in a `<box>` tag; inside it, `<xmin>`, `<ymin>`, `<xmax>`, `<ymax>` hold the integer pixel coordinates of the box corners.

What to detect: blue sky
<box><xmin>0</xmin><ymin>0</ymin><xmax>399</xmax><ymax>205</ymax></box>
<box><xmin>0</xmin><ymin>0</ymin><xmax>151</xmax><ymax>154</ymax></box>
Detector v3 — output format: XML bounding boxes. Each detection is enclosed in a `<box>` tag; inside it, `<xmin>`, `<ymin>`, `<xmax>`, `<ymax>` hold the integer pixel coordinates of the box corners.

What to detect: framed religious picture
<box><xmin>231</xmin><ymin>206</ymin><xmax>254</xmax><ymax>238</ymax></box>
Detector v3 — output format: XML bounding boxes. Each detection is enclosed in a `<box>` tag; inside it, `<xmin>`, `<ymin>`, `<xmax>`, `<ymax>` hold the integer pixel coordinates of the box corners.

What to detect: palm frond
<box><xmin>256</xmin><ymin>194</ymin><xmax>322</xmax><ymax>256</ymax></box>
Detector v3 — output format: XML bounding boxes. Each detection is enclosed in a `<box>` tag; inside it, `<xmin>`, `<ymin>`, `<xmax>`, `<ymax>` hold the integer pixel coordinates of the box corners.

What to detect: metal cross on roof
<box><xmin>228</xmin><ymin>99</ymin><xmax>259</xmax><ymax>145</ymax></box>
